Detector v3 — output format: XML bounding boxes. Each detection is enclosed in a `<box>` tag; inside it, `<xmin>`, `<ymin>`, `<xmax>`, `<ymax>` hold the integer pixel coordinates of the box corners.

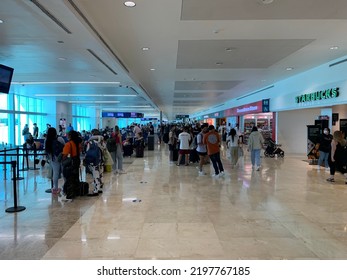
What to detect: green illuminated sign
<box><xmin>295</xmin><ymin>87</ymin><xmax>339</xmax><ymax>103</ymax></box>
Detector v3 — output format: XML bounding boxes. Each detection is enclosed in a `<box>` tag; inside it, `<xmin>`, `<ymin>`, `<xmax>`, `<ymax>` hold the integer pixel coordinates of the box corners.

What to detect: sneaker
<box><xmin>256</xmin><ymin>166</ymin><xmax>260</xmax><ymax>171</ymax></box>
<box><xmin>60</xmin><ymin>194</ymin><xmax>72</xmax><ymax>202</ymax></box>
<box><xmin>198</xmin><ymin>171</ymin><xmax>206</xmax><ymax>176</ymax></box>
<box><xmin>326</xmin><ymin>178</ymin><xmax>335</xmax><ymax>182</ymax></box>
<box><xmin>212</xmin><ymin>173</ymin><xmax>219</xmax><ymax>178</ymax></box>
<box><xmin>219</xmin><ymin>171</ymin><xmax>225</xmax><ymax>176</ymax></box>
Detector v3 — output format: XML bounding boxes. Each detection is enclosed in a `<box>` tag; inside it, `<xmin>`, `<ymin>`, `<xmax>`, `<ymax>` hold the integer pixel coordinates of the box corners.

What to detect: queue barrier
<box><xmin>1</xmin><ymin>160</ymin><xmax>26</xmax><ymax>213</ymax></box>
<box><xmin>0</xmin><ymin>146</ymin><xmax>47</xmax><ymax>180</ymax></box>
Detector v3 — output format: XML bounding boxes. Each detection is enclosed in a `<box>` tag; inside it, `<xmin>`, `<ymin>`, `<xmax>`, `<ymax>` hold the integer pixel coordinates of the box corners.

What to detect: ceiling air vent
<box><xmin>30</xmin><ymin>0</ymin><xmax>72</xmax><ymax>34</ymax></box>
<box><xmin>67</xmin><ymin>0</ymin><xmax>129</xmax><ymax>73</ymax></box>
<box><xmin>87</xmin><ymin>49</ymin><xmax>118</xmax><ymax>76</ymax></box>
<box><xmin>329</xmin><ymin>58</ymin><xmax>347</xmax><ymax>68</ymax></box>
<box><xmin>130</xmin><ymin>87</ymin><xmax>140</xmax><ymax>95</ymax></box>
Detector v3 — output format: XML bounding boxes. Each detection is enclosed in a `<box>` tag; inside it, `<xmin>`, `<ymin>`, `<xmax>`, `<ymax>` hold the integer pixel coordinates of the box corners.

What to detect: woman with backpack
<box><xmin>44</xmin><ymin>127</ymin><xmax>65</xmax><ymax>194</ymax></box>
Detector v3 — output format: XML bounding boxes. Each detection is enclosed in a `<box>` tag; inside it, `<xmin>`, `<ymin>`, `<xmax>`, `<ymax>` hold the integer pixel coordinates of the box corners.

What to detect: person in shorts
<box><xmin>176</xmin><ymin>126</ymin><xmax>191</xmax><ymax>166</ymax></box>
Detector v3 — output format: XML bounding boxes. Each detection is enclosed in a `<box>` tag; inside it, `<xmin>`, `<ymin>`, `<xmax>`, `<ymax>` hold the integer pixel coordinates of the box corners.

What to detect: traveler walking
<box><xmin>203</xmin><ymin>125</ymin><xmax>224</xmax><ymax>177</ymax></box>
<box><xmin>247</xmin><ymin>126</ymin><xmax>264</xmax><ymax>171</ymax></box>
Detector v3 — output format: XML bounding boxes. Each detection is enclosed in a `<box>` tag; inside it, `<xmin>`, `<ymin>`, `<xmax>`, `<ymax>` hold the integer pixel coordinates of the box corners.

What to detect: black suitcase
<box><xmin>136</xmin><ymin>145</ymin><xmax>144</xmax><ymax>157</ymax></box>
<box><xmin>189</xmin><ymin>149</ymin><xmax>199</xmax><ymax>163</ymax></box>
<box><xmin>76</xmin><ymin>181</ymin><xmax>89</xmax><ymax>196</ymax></box>
<box><xmin>63</xmin><ymin>176</ymin><xmax>77</xmax><ymax>199</ymax></box>
<box><xmin>123</xmin><ymin>144</ymin><xmax>133</xmax><ymax>157</ymax></box>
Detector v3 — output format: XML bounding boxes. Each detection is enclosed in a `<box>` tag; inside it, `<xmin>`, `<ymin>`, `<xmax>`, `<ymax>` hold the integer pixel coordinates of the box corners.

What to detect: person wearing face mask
<box><xmin>316</xmin><ymin>127</ymin><xmax>333</xmax><ymax>171</ymax></box>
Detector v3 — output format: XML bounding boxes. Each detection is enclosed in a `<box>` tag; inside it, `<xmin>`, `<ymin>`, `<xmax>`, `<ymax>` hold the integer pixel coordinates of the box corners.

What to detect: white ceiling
<box><xmin>2</xmin><ymin>0</ymin><xmax>347</xmax><ymax>120</ymax></box>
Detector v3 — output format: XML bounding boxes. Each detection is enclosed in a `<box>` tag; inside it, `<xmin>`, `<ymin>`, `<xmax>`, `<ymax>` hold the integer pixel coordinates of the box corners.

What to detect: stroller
<box><xmin>264</xmin><ymin>138</ymin><xmax>284</xmax><ymax>158</ymax></box>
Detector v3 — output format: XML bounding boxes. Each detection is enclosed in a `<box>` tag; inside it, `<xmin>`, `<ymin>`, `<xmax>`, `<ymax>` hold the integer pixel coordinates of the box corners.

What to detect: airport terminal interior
<box><xmin>1</xmin><ymin>143</ymin><xmax>347</xmax><ymax>260</ymax></box>
<box><xmin>2</xmin><ymin>0</ymin><xmax>347</xmax><ymax>261</ymax></box>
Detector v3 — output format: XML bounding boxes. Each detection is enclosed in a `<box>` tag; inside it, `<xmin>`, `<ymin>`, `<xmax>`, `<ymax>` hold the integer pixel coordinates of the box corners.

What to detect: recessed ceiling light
<box><xmin>124</xmin><ymin>1</ymin><xmax>136</xmax><ymax>7</ymax></box>
<box><xmin>58</xmin><ymin>57</ymin><xmax>66</xmax><ymax>60</ymax></box>
<box><xmin>0</xmin><ymin>19</ymin><xmax>4</xmax><ymax>24</ymax></box>
<box><xmin>286</xmin><ymin>67</ymin><xmax>294</xmax><ymax>71</ymax></box>
<box><xmin>258</xmin><ymin>0</ymin><xmax>274</xmax><ymax>4</ymax></box>
<box><xmin>150</xmin><ymin>68</ymin><xmax>156</xmax><ymax>71</ymax></box>
<box><xmin>330</xmin><ymin>46</ymin><xmax>339</xmax><ymax>50</ymax></box>
<box><xmin>142</xmin><ymin>47</ymin><xmax>150</xmax><ymax>51</ymax></box>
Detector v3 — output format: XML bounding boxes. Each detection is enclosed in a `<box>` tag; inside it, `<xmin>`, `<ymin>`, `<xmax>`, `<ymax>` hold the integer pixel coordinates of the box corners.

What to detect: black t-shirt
<box><xmin>319</xmin><ymin>133</ymin><xmax>333</xmax><ymax>153</ymax></box>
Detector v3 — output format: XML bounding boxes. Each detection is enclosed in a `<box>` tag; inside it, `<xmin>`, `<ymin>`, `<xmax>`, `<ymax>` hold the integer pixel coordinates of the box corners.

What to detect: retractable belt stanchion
<box><xmin>5</xmin><ymin>161</ymin><xmax>26</xmax><ymax>213</ymax></box>
<box><xmin>3</xmin><ymin>147</ymin><xmax>7</xmax><ymax>180</ymax></box>
<box><xmin>14</xmin><ymin>146</ymin><xmax>24</xmax><ymax>181</ymax></box>
<box><xmin>20</xmin><ymin>146</ymin><xmax>29</xmax><ymax>171</ymax></box>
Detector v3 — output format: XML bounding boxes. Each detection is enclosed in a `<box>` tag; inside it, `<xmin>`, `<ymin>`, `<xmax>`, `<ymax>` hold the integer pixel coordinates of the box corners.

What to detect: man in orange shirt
<box><xmin>203</xmin><ymin>125</ymin><xmax>224</xmax><ymax>177</ymax></box>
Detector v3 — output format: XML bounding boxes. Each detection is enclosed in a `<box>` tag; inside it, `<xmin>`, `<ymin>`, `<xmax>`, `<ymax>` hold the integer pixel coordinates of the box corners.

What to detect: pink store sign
<box><xmin>224</xmin><ymin>101</ymin><xmax>263</xmax><ymax>117</ymax></box>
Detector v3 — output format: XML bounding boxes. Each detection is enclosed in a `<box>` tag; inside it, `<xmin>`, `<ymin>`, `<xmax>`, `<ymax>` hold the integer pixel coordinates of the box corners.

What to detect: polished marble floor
<box><xmin>1</xmin><ymin>144</ymin><xmax>347</xmax><ymax>260</ymax></box>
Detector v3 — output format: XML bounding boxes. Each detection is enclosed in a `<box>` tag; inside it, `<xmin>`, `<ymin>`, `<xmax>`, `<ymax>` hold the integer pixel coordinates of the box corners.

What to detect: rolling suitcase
<box><xmin>136</xmin><ymin>145</ymin><xmax>144</xmax><ymax>158</ymax></box>
<box><xmin>76</xmin><ymin>168</ymin><xmax>89</xmax><ymax>196</ymax></box>
<box><xmin>77</xmin><ymin>181</ymin><xmax>89</xmax><ymax>196</ymax></box>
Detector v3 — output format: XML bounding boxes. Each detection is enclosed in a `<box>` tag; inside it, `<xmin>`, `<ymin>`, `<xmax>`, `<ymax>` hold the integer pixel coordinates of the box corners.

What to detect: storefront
<box><xmin>223</xmin><ymin>99</ymin><xmax>275</xmax><ymax>144</ymax></box>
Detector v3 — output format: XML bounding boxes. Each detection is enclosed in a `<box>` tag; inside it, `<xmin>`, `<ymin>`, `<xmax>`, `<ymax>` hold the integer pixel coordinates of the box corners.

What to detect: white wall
<box><xmin>277</xmin><ymin>108</ymin><xmax>320</xmax><ymax>154</ymax></box>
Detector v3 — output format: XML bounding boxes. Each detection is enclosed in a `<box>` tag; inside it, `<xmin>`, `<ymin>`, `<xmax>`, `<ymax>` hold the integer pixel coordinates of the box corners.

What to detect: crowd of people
<box><xmin>23</xmin><ymin>120</ymin><xmax>347</xmax><ymax>201</ymax></box>
<box><xmin>24</xmin><ymin>121</ymin><xmax>159</xmax><ymax>201</ymax></box>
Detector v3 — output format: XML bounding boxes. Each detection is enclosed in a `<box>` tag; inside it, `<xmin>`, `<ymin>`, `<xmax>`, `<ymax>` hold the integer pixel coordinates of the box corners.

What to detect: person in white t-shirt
<box><xmin>176</xmin><ymin>126</ymin><xmax>191</xmax><ymax>166</ymax></box>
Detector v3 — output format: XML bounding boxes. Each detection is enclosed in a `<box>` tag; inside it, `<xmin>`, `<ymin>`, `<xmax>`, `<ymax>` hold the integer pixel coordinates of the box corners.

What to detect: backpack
<box><xmin>52</xmin><ymin>139</ymin><xmax>64</xmax><ymax>160</ymax></box>
<box><xmin>85</xmin><ymin>140</ymin><xmax>102</xmax><ymax>166</ymax></box>
<box><xmin>106</xmin><ymin>137</ymin><xmax>117</xmax><ymax>152</ymax></box>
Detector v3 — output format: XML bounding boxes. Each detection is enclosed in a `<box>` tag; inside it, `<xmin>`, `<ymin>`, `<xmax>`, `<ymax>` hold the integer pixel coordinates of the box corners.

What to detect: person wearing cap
<box><xmin>203</xmin><ymin>125</ymin><xmax>224</xmax><ymax>177</ymax></box>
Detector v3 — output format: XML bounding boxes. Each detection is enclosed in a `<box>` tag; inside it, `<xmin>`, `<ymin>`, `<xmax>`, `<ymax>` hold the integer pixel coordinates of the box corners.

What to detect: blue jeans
<box><xmin>317</xmin><ymin>151</ymin><xmax>329</xmax><ymax>168</ymax></box>
<box><xmin>251</xmin><ymin>149</ymin><xmax>261</xmax><ymax>167</ymax></box>
<box><xmin>111</xmin><ymin>144</ymin><xmax>123</xmax><ymax>171</ymax></box>
<box><xmin>50</xmin><ymin>159</ymin><xmax>62</xmax><ymax>189</ymax></box>
<box><xmin>209</xmin><ymin>152</ymin><xmax>224</xmax><ymax>175</ymax></box>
